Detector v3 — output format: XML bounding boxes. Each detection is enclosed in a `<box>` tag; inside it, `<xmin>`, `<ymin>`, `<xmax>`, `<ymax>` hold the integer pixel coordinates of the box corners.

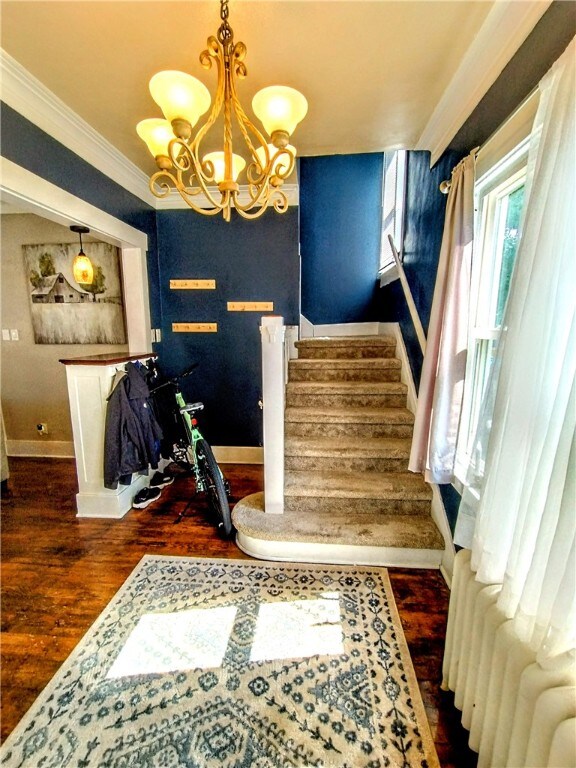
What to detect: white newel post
<box><xmin>260</xmin><ymin>316</ymin><xmax>285</xmax><ymax>515</ymax></box>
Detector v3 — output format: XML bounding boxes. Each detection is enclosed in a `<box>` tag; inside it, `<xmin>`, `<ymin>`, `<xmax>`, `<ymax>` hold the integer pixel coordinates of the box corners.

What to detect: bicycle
<box><xmin>149</xmin><ymin>364</ymin><xmax>233</xmax><ymax>536</ymax></box>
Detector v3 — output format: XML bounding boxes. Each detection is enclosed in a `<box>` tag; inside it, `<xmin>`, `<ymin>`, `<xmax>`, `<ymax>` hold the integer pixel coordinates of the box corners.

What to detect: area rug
<box><xmin>0</xmin><ymin>556</ymin><xmax>439</xmax><ymax>768</ymax></box>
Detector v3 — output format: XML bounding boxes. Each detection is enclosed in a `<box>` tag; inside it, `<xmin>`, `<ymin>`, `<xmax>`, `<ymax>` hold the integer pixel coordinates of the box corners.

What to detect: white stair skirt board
<box><xmin>236</xmin><ymin>530</ymin><xmax>443</xmax><ymax>569</ymax></box>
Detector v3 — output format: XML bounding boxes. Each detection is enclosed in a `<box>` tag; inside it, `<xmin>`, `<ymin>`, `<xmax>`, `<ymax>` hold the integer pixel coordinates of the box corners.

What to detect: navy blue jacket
<box><xmin>103</xmin><ymin>363</ymin><xmax>163</xmax><ymax>490</ymax></box>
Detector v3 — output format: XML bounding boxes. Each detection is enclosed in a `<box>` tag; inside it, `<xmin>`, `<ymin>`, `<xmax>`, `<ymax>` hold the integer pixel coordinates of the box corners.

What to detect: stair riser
<box><xmin>297</xmin><ymin>347</ymin><xmax>396</xmax><ymax>360</ymax></box>
<box><xmin>285</xmin><ymin>455</ymin><xmax>409</xmax><ymax>473</ymax></box>
<box><xmin>286</xmin><ymin>393</ymin><xmax>407</xmax><ymax>408</ymax></box>
<box><xmin>284</xmin><ymin>496</ymin><xmax>431</xmax><ymax>515</ymax></box>
<box><xmin>285</xmin><ymin>422</ymin><xmax>414</xmax><ymax>439</ymax></box>
<box><xmin>289</xmin><ymin>367</ymin><xmax>401</xmax><ymax>383</ymax></box>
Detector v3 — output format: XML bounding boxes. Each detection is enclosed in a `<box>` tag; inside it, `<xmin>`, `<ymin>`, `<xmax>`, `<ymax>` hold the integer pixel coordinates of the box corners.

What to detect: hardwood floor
<box><xmin>1</xmin><ymin>457</ymin><xmax>476</xmax><ymax>767</ymax></box>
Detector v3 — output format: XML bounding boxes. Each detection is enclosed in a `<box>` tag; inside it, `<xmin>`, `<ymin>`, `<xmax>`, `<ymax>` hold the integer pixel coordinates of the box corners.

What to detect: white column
<box><xmin>64</xmin><ymin>359</ymin><xmax>150</xmax><ymax>517</ymax></box>
<box><xmin>260</xmin><ymin>316</ymin><xmax>285</xmax><ymax>515</ymax></box>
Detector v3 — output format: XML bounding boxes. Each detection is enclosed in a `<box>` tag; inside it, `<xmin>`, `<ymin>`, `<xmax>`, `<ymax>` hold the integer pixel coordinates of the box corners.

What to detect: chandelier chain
<box><xmin>218</xmin><ymin>0</ymin><xmax>233</xmax><ymax>46</ymax></box>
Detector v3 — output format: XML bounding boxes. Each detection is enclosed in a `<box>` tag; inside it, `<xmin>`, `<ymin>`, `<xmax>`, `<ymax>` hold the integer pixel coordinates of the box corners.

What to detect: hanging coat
<box><xmin>103</xmin><ymin>363</ymin><xmax>163</xmax><ymax>490</ymax></box>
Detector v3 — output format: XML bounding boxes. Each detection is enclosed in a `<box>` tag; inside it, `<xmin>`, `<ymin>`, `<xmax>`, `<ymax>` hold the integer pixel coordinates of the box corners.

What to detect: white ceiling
<box><xmin>0</xmin><ymin>1</ymin><xmax>550</xmax><ymax>187</ymax></box>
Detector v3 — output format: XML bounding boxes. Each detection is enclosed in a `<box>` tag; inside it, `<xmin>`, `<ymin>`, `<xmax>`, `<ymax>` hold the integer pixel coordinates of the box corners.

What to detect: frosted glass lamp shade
<box><xmin>255</xmin><ymin>143</ymin><xmax>296</xmax><ymax>173</ymax></box>
<box><xmin>73</xmin><ymin>253</ymin><xmax>94</xmax><ymax>285</ymax></box>
<box><xmin>149</xmin><ymin>71</ymin><xmax>211</xmax><ymax>127</ymax></box>
<box><xmin>252</xmin><ymin>86</ymin><xmax>308</xmax><ymax>137</ymax></box>
<box><xmin>203</xmin><ymin>152</ymin><xmax>246</xmax><ymax>183</ymax></box>
<box><xmin>136</xmin><ymin>118</ymin><xmax>174</xmax><ymax>158</ymax></box>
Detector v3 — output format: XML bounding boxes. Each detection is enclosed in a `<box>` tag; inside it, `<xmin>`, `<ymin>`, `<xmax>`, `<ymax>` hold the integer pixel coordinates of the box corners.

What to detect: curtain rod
<box><xmin>439</xmin><ymin>86</ymin><xmax>538</xmax><ymax>193</ymax></box>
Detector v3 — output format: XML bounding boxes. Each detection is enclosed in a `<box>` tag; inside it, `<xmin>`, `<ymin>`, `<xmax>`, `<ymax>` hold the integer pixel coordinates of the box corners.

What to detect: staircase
<box><xmin>233</xmin><ymin>335</ymin><xmax>444</xmax><ymax>567</ymax></box>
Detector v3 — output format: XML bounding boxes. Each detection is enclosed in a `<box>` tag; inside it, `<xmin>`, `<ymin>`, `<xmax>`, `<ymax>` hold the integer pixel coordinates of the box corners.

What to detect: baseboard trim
<box><xmin>7</xmin><ymin>439</ymin><xmax>75</xmax><ymax>458</ymax></box>
<box><xmin>212</xmin><ymin>446</ymin><xmax>263</xmax><ymax>464</ymax></box>
<box><xmin>236</xmin><ymin>531</ymin><xmax>443</xmax><ymax>569</ymax></box>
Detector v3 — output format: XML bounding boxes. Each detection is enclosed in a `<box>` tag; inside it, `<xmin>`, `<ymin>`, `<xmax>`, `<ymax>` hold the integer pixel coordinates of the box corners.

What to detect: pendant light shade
<box><xmin>137</xmin><ymin>118</ymin><xmax>174</xmax><ymax>161</ymax></box>
<box><xmin>70</xmin><ymin>225</ymin><xmax>94</xmax><ymax>285</ymax></box>
<box><xmin>203</xmin><ymin>151</ymin><xmax>246</xmax><ymax>184</ymax></box>
<box><xmin>252</xmin><ymin>86</ymin><xmax>308</xmax><ymax>145</ymax></box>
<box><xmin>149</xmin><ymin>71</ymin><xmax>211</xmax><ymax>128</ymax></box>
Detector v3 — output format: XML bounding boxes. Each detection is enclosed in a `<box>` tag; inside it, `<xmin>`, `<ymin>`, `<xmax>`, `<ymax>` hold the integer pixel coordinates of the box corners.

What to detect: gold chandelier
<box><xmin>137</xmin><ymin>0</ymin><xmax>307</xmax><ymax>221</ymax></box>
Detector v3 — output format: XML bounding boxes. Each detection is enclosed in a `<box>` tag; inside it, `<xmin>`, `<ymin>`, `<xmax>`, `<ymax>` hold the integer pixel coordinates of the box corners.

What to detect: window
<box><xmin>454</xmin><ymin>139</ymin><xmax>529</xmax><ymax>483</ymax></box>
<box><xmin>379</xmin><ymin>150</ymin><xmax>406</xmax><ymax>280</ymax></box>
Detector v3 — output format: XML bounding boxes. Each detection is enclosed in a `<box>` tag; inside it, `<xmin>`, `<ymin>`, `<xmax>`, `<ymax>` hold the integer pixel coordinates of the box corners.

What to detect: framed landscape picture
<box><xmin>22</xmin><ymin>241</ymin><xmax>127</xmax><ymax>345</ymax></box>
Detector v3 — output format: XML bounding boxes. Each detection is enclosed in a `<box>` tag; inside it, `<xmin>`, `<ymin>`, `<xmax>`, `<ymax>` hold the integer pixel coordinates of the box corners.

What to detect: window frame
<box><xmin>454</xmin><ymin>139</ymin><xmax>530</xmax><ymax>487</ymax></box>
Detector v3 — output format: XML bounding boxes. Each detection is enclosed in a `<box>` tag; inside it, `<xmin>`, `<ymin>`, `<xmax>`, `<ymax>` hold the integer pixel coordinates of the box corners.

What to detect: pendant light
<box><xmin>70</xmin><ymin>225</ymin><xmax>94</xmax><ymax>285</ymax></box>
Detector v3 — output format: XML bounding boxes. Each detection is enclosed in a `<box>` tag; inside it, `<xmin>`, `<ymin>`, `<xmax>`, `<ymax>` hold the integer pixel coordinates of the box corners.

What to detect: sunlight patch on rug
<box><xmin>0</xmin><ymin>556</ymin><xmax>439</xmax><ymax>768</ymax></box>
<box><xmin>107</xmin><ymin>605</ymin><xmax>238</xmax><ymax>677</ymax></box>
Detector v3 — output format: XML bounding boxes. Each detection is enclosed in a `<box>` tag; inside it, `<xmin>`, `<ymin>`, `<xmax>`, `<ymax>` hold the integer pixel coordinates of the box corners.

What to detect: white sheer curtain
<box><xmin>454</xmin><ymin>37</ymin><xmax>575</xmax><ymax>660</ymax></box>
<box><xmin>409</xmin><ymin>150</ymin><xmax>476</xmax><ymax>484</ymax></box>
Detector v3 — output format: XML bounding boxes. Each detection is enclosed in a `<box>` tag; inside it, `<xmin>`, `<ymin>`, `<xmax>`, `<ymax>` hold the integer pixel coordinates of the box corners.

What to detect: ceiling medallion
<box><xmin>137</xmin><ymin>0</ymin><xmax>307</xmax><ymax>221</ymax></box>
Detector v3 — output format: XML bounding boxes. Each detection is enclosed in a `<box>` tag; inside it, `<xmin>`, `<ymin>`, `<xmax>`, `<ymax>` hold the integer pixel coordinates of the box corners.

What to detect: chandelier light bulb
<box><xmin>149</xmin><ymin>71</ymin><xmax>211</xmax><ymax>129</ymax></box>
<box><xmin>203</xmin><ymin>151</ymin><xmax>246</xmax><ymax>184</ymax></box>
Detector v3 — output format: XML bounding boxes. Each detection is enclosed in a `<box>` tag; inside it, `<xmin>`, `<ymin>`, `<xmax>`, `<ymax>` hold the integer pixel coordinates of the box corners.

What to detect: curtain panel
<box><xmin>409</xmin><ymin>151</ymin><xmax>476</xmax><ymax>484</ymax></box>
<box><xmin>454</xmin><ymin>37</ymin><xmax>575</xmax><ymax>660</ymax></box>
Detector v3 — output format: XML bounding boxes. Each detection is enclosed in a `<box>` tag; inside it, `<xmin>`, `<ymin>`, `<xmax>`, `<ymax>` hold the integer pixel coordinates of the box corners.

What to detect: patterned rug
<box><xmin>0</xmin><ymin>556</ymin><xmax>439</xmax><ymax>768</ymax></box>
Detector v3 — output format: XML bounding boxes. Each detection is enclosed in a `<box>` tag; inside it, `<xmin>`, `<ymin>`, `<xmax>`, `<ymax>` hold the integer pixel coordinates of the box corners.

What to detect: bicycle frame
<box><xmin>174</xmin><ymin>390</ymin><xmax>208</xmax><ymax>493</ymax></box>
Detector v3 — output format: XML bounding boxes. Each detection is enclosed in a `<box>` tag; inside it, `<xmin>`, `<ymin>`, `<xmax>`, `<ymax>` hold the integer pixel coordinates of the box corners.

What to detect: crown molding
<box><xmin>416</xmin><ymin>0</ymin><xmax>552</xmax><ymax>166</ymax></box>
<box><xmin>155</xmin><ymin>183</ymin><xmax>299</xmax><ymax>210</ymax></box>
<box><xmin>0</xmin><ymin>49</ymin><xmax>155</xmax><ymax>205</ymax></box>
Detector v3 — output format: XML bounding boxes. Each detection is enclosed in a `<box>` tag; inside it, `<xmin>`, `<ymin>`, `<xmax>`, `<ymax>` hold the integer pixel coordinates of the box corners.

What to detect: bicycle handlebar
<box><xmin>150</xmin><ymin>363</ymin><xmax>198</xmax><ymax>393</ymax></box>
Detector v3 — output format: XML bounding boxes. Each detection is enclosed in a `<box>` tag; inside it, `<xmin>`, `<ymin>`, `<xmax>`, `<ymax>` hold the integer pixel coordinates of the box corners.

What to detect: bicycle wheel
<box><xmin>196</xmin><ymin>438</ymin><xmax>233</xmax><ymax>537</ymax></box>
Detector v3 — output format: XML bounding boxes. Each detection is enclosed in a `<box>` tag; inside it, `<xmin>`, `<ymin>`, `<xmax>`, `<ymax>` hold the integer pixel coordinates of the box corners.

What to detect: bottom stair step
<box><xmin>232</xmin><ymin>492</ymin><xmax>444</xmax><ymax>554</ymax></box>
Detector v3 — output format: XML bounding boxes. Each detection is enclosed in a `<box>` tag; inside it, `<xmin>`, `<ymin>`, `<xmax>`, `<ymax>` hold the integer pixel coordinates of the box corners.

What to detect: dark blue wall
<box><xmin>156</xmin><ymin>209</ymin><xmax>299</xmax><ymax>446</ymax></box>
<box><xmin>1</xmin><ymin>103</ymin><xmax>162</xmax><ymax>328</ymax></box>
<box><xmin>299</xmin><ymin>154</ymin><xmax>383</xmax><ymax>325</ymax></box>
<box><xmin>378</xmin><ymin>149</ymin><xmax>464</xmax><ymax>388</ymax></box>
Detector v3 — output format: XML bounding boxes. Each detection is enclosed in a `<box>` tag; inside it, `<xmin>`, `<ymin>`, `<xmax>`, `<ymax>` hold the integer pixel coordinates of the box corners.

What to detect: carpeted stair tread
<box><xmin>285</xmin><ymin>436</ymin><xmax>411</xmax><ymax>459</ymax></box>
<box><xmin>285</xmin><ymin>469</ymin><xmax>432</xmax><ymax>500</ymax></box>
<box><xmin>295</xmin><ymin>336</ymin><xmax>397</xmax><ymax>359</ymax></box>
<box><xmin>233</xmin><ymin>492</ymin><xmax>444</xmax><ymax>550</ymax></box>
<box><xmin>285</xmin><ymin>406</ymin><xmax>415</xmax><ymax>424</ymax></box>
<box><xmin>289</xmin><ymin>358</ymin><xmax>401</xmax><ymax>370</ymax></box>
<box><xmin>295</xmin><ymin>335</ymin><xmax>396</xmax><ymax>348</ymax></box>
<box><xmin>289</xmin><ymin>358</ymin><xmax>402</xmax><ymax>383</ymax></box>
<box><xmin>286</xmin><ymin>381</ymin><xmax>407</xmax><ymax>395</ymax></box>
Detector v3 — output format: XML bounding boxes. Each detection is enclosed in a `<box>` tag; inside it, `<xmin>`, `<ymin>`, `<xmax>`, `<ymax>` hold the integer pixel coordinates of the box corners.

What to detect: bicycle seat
<box><xmin>180</xmin><ymin>402</ymin><xmax>204</xmax><ymax>414</ymax></box>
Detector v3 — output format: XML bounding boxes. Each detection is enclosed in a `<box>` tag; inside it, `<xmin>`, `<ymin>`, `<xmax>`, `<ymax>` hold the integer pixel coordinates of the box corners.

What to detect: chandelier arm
<box><xmin>229</xmin><ymin>72</ymin><xmax>270</xmax><ymax>169</ymax></box>
<box><xmin>192</xmin><ymin>37</ymin><xmax>227</xmax><ymax>170</ymax></box>
<box><xmin>230</xmin><ymin>192</ymin><xmax>271</xmax><ymax>220</ymax></box>
<box><xmin>169</xmin><ymin>137</ymin><xmax>230</xmax><ymax>208</ymax></box>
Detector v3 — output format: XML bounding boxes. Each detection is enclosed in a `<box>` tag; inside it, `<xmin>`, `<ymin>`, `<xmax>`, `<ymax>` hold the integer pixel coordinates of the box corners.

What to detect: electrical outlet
<box><xmin>10</xmin><ymin>329</ymin><xmax>19</xmax><ymax>341</ymax></box>
<box><xmin>2</xmin><ymin>329</ymin><xmax>10</xmax><ymax>341</ymax></box>
<box><xmin>37</xmin><ymin>423</ymin><xmax>49</xmax><ymax>436</ymax></box>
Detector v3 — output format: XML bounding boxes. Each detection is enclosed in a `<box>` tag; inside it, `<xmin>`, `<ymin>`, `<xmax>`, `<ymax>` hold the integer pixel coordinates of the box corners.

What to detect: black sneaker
<box><xmin>132</xmin><ymin>487</ymin><xmax>162</xmax><ymax>509</ymax></box>
<box><xmin>150</xmin><ymin>472</ymin><xmax>175</xmax><ymax>489</ymax></box>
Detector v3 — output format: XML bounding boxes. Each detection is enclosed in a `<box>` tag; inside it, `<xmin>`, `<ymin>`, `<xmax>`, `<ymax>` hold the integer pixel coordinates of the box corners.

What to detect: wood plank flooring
<box><xmin>0</xmin><ymin>457</ymin><xmax>476</xmax><ymax>767</ymax></box>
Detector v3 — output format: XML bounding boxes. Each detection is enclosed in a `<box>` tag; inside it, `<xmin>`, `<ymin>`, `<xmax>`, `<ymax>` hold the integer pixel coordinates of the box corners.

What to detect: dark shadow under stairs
<box><xmin>232</xmin><ymin>335</ymin><xmax>445</xmax><ymax>567</ymax></box>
